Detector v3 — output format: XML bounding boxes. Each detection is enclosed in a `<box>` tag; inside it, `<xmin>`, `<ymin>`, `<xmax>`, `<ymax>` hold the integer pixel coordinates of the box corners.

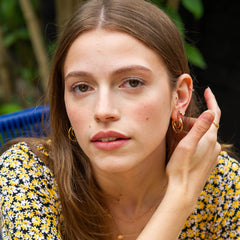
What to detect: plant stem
<box><xmin>19</xmin><ymin>0</ymin><xmax>49</xmax><ymax>91</ymax></box>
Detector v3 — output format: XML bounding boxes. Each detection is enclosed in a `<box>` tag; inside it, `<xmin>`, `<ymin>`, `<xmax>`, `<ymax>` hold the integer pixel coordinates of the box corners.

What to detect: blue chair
<box><xmin>0</xmin><ymin>105</ymin><xmax>50</xmax><ymax>148</ymax></box>
<box><xmin>0</xmin><ymin>105</ymin><xmax>50</xmax><ymax>239</ymax></box>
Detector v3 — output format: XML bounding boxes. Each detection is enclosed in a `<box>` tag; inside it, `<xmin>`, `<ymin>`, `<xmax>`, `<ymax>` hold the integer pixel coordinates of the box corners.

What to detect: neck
<box><xmin>94</xmin><ymin>150</ymin><xmax>168</xmax><ymax>219</ymax></box>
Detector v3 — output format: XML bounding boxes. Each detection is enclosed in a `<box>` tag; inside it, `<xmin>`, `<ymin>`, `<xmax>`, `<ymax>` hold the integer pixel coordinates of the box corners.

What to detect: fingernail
<box><xmin>206</xmin><ymin>109</ymin><xmax>215</xmax><ymax>117</ymax></box>
<box><xmin>201</xmin><ymin>110</ymin><xmax>215</xmax><ymax>123</ymax></box>
<box><xmin>207</xmin><ymin>86</ymin><xmax>213</xmax><ymax>93</ymax></box>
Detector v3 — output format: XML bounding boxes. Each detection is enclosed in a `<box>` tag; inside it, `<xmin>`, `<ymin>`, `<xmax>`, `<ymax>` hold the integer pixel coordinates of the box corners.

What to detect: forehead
<box><xmin>67</xmin><ymin>29</ymin><xmax>151</xmax><ymax>55</ymax></box>
<box><xmin>64</xmin><ymin>29</ymin><xmax>167</xmax><ymax>74</ymax></box>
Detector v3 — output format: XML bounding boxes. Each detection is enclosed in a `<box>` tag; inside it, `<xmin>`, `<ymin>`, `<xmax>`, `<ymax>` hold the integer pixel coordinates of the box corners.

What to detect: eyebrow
<box><xmin>114</xmin><ymin>65</ymin><xmax>152</xmax><ymax>75</ymax></box>
<box><xmin>64</xmin><ymin>65</ymin><xmax>152</xmax><ymax>81</ymax></box>
<box><xmin>64</xmin><ymin>71</ymin><xmax>91</xmax><ymax>81</ymax></box>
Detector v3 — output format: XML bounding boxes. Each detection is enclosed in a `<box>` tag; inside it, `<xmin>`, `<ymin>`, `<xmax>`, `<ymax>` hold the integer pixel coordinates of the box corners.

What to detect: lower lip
<box><xmin>92</xmin><ymin>139</ymin><xmax>130</xmax><ymax>150</ymax></box>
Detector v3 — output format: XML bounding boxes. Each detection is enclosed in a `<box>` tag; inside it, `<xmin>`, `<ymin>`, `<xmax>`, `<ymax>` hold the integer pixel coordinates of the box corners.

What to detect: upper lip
<box><xmin>91</xmin><ymin>130</ymin><xmax>130</xmax><ymax>142</ymax></box>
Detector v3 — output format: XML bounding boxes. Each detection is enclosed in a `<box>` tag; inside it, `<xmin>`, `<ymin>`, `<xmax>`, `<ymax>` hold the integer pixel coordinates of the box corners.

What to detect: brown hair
<box><xmin>48</xmin><ymin>0</ymin><xmax>198</xmax><ymax>239</ymax></box>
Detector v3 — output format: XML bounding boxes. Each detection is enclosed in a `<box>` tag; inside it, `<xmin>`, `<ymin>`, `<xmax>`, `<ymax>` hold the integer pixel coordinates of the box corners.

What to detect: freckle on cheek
<box><xmin>89</xmin><ymin>125</ymin><xmax>92</xmax><ymax>129</ymax></box>
<box><xmin>145</xmin><ymin>117</ymin><xmax>149</xmax><ymax>121</ymax></box>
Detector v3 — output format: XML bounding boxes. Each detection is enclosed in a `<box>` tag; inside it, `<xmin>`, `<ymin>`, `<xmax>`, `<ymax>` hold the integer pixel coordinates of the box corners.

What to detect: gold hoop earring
<box><xmin>68</xmin><ymin>127</ymin><xmax>77</xmax><ymax>142</ymax></box>
<box><xmin>172</xmin><ymin>116</ymin><xmax>183</xmax><ymax>134</ymax></box>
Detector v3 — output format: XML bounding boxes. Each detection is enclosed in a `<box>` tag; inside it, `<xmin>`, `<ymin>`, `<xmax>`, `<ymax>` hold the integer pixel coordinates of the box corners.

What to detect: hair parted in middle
<box><xmin>47</xmin><ymin>0</ymin><xmax>199</xmax><ymax>239</ymax></box>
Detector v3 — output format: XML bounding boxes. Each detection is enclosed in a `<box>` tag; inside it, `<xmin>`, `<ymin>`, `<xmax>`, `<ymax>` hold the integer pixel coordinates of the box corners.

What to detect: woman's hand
<box><xmin>166</xmin><ymin>87</ymin><xmax>221</xmax><ymax>209</ymax></box>
<box><xmin>138</xmin><ymin>88</ymin><xmax>221</xmax><ymax>240</ymax></box>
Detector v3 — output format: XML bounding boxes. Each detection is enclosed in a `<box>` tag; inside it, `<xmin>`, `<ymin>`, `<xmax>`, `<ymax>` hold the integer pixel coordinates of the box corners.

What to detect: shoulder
<box><xmin>0</xmin><ymin>142</ymin><xmax>63</xmax><ymax>239</ymax></box>
<box><xmin>180</xmin><ymin>152</ymin><xmax>240</xmax><ymax>239</ymax></box>
<box><xmin>0</xmin><ymin>141</ymin><xmax>53</xmax><ymax>182</ymax></box>
<box><xmin>0</xmin><ymin>141</ymin><xmax>58</xmax><ymax>202</ymax></box>
<box><xmin>0</xmin><ymin>141</ymin><xmax>50</xmax><ymax>168</ymax></box>
<box><xmin>203</xmin><ymin>151</ymin><xmax>240</xmax><ymax>201</ymax></box>
<box><xmin>199</xmin><ymin>151</ymin><xmax>239</xmax><ymax>236</ymax></box>
<box><xmin>209</xmin><ymin>151</ymin><xmax>240</xmax><ymax>187</ymax></box>
<box><xmin>217</xmin><ymin>151</ymin><xmax>239</xmax><ymax>172</ymax></box>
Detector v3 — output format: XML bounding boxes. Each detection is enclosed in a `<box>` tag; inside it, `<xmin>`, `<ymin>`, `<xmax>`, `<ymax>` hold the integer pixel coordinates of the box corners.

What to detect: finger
<box><xmin>182</xmin><ymin>116</ymin><xmax>196</xmax><ymax>131</ymax></box>
<box><xmin>181</xmin><ymin>110</ymin><xmax>215</xmax><ymax>149</ymax></box>
<box><xmin>204</xmin><ymin>87</ymin><xmax>221</xmax><ymax>124</ymax></box>
<box><xmin>170</xmin><ymin>117</ymin><xmax>197</xmax><ymax>143</ymax></box>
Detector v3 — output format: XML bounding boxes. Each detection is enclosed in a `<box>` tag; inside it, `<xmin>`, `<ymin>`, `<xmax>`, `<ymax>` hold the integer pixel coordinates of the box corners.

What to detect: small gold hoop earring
<box><xmin>68</xmin><ymin>127</ymin><xmax>77</xmax><ymax>142</ymax></box>
<box><xmin>172</xmin><ymin>116</ymin><xmax>183</xmax><ymax>134</ymax></box>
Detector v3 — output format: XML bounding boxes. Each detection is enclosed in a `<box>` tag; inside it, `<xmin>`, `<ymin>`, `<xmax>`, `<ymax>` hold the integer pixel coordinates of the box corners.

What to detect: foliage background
<box><xmin>1</xmin><ymin>0</ymin><xmax>240</xmax><ymax>149</ymax></box>
<box><xmin>0</xmin><ymin>0</ymin><xmax>205</xmax><ymax>114</ymax></box>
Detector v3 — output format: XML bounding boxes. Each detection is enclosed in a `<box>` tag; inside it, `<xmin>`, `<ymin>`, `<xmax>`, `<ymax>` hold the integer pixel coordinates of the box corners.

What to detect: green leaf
<box><xmin>19</xmin><ymin>66</ymin><xmax>38</xmax><ymax>82</ymax></box>
<box><xmin>3</xmin><ymin>28</ymin><xmax>29</xmax><ymax>47</ymax></box>
<box><xmin>182</xmin><ymin>0</ymin><xmax>204</xmax><ymax>19</ymax></box>
<box><xmin>162</xmin><ymin>7</ymin><xmax>185</xmax><ymax>38</ymax></box>
<box><xmin>185</xmin><ymin>42</ymin><xmax>206</xmax><ymax>69</ymax></box>
<box><xmin>1</xmin><ymin>0</ymin><xmax>17</xmax><ymax>19</ymax></box>
<box><xmin>47</xmin><ymin>41</ymin><xmax>57</xmax><ymax>56</ymax></box>
<box><xmin>150</xmin><ymin>0</ymin><xmax>165</xmax><ymax>6</ymax></box>
<box><xmin>0</xmin><ymin>103</ymin><xmax>23</xmax><ymax>115</ymax></box>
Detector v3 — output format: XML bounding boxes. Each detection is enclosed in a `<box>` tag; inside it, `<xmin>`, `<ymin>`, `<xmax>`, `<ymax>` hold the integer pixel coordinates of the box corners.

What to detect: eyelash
<box><xmin>71</xmin><ymin>83</ymin><xmax>93</xmax><ymax>93</ymax></box>
<box><xmin>71</xmin><ymin>78</ymin><xmax>144</xmax><ymax>94</ymax></box>
<box><xmin>120</xmin><ymin>78</ymin><xmax>144</xmax><ymax>88</ymax></box>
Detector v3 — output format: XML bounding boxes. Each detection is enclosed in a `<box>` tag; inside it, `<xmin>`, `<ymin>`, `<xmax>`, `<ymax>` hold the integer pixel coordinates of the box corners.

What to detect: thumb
<box><xmin>183</xmin><ymin>110</ymin><xmax>215</xmax><ymax>147</ymax></box>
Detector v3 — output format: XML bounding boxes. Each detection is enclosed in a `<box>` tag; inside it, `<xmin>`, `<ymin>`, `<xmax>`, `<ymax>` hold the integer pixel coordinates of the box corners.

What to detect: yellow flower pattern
<box><xmin>179</xmin><ymin>151</ymin><xmax>240</xmax><ymax>239</ymax></box>
<box><xmin>0</xmin><ymin>142</ymin><xmax>63</xmax><ymax>239</ymax></box>
<box><xmin>0</xmin><ymin>142</ymin><xmax>239</xmax><ymax>239</ymax></box>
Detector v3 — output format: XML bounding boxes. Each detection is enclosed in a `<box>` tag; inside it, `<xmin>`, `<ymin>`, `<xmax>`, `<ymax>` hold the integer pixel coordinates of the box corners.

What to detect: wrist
<box><xmin>163</xmin><ymin>181</ymin><xmax>198</xmax><ymax>214</ymax></box>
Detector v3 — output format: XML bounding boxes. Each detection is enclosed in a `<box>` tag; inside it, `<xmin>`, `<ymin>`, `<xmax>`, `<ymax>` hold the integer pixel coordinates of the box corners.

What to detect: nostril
<box><xmin>94</xmin><ymin>98</ymin><xmax>120</xmax><ymax>123</ymax></box>
<box><xmin>94</xmin><ymin>112</ymin><xmax>120</xmax><ymax>123</ymax></box>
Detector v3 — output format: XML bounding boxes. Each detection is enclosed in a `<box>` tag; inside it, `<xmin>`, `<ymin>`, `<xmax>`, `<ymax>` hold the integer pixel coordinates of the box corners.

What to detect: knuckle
<box><xmin>207</xmin><ymin>133</ymin><xmax>217</xmax><ymax>145</ymax></box>
<box><xmin>177</xmin><ymin>141</ymin><xmax>192</xmax><ymax>153</ymax></box>
<box><xmin>183</xmin><ymin>144</ymin><xmax>192</xmax><ymax>153</ymax></box>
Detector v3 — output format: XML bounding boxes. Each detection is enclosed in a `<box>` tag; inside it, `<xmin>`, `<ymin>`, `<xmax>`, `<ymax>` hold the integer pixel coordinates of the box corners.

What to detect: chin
<box><xmin>92</xmin><ymin>157</ymin><xmax>138</xmax><ymax>174</ymax></box>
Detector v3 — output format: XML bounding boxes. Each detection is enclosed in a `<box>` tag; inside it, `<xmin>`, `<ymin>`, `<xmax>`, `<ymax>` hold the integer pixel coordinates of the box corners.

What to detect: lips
<box><xmin>91</xmin><ymin>131</ymin><xmax>130</xmax><ymax>150</ymax></box>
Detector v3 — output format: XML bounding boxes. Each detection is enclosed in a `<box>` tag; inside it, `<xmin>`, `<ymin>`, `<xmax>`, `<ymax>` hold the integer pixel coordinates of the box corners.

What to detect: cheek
<box><xmin>129</xmin><ymin>98</ymin><xmax>172</xmax><ymax>144</ymax></box>
<box><xmin>134</xmin><ymin>104</ymin><xmax>154</xmax><ymax>121</ymax></box>
<box><xmin>131</xmin><ymin>99</ymin><xmax>171</xmax><ymax>124</ymax></box>
<box><xmin>66</xmin><ymin>104</ymin><xmax>91</xmax><ymax>128</ymax></box>
<box><xmin>66</xmin><ymin>106</ymin><xmax>92</xmax><ymax>147</ymax></box>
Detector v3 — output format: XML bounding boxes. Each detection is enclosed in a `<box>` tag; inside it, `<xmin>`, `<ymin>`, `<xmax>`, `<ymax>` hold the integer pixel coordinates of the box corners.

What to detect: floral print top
<box><xmin>0</xmin><ymin>142</ymin><xmax>63</xmax><ymax>240</ymax></box>
<box><xmin>0</xmin><ymin>142</ymin><xmax>240</xmax><ymax>239</ymax></box>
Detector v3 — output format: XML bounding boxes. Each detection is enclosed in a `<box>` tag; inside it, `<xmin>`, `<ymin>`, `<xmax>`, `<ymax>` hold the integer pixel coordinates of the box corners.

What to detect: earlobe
<box><xmin>171</xmin><ymin>73</ymin><xmax>193</xmax><ymax>120</ymax></box>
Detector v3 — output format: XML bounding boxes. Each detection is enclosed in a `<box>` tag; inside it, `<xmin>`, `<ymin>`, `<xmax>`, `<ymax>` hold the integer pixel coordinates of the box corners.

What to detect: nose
<box><xmin>94</xmin><ymin>89</ymin><xmax>120</xmax><ymax>123</ymax></box>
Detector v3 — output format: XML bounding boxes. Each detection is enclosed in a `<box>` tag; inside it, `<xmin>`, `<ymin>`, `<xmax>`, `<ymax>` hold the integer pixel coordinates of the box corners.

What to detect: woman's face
<box><xmin>64</xmin><ymin>29</ymin><xmax>176</xmax><ymax>174</ymax></box>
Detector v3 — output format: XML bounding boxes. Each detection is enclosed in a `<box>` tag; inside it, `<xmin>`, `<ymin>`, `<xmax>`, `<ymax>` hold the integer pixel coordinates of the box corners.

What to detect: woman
<box><xmin>0</xmin><ymin>0</ymin><xmax>239</xmax><ymax>239</ymax></box>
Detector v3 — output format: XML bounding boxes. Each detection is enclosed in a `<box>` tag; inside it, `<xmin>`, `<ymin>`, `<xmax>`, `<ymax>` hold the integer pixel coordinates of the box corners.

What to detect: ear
<box><xmin>171</xmin><ymin>73</ymin><xmax>193</xmax><ymax>120</ymax></box>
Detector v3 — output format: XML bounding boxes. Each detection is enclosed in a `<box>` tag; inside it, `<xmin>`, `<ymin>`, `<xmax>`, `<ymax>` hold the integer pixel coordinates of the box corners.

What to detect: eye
<box><xmin>120</xmin><ymin>78</ymin><xmax>144</xmax><ymax>88</ymax></box>
<box><xmin>72</xmin><ymin>83</ymin><xmax>93</xmax><ymax>93</ymax></box>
